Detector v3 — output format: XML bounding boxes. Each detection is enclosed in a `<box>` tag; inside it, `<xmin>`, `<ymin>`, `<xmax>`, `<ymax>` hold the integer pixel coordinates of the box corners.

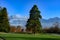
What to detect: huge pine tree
<box><xmin>26</xmin><ymin>5</ymin><xmax>42</xmax><ymax>33</ymax></box>
<box><xmin>0</xmin><ymin>7</ymin><xmax>10</xmax><ymax>32</ymax></box>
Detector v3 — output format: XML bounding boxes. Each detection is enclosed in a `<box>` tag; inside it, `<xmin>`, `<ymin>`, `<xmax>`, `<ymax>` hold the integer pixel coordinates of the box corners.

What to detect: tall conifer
<box><xmin>26</xmin><ymin>5</ymin><xmax>42</xmax><ymax>33</ymax></box>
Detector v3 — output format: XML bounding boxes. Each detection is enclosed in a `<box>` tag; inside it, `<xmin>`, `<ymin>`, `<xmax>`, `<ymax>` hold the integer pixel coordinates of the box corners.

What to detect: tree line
<box><xmin>1</xmin><ymin>5</ymin><xmax>59</xmax><ymax>34</ymax></box>
<box><xmin>42</xmin><ymin>22</ymin><xmax>60</xmax><ymax>34</ymax></box>
<box><xmin>0</xmin><ymin>5</ymin><xmax>42</xmax><ymax>33</ymax></box>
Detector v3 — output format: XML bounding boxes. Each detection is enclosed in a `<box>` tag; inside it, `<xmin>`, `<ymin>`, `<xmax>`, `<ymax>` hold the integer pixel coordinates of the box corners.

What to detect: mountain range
<box><xmin>9</xmin><ymin>15</ymin><xmax>60</xmax><ymax>28</ymax></box>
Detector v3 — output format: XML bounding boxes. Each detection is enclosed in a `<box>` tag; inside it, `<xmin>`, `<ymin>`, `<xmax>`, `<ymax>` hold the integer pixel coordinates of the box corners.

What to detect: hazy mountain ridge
<box><xmin>9</xmin><ymin>15</ymin><xmax>60</xmax><ymax>28</ymax></box>
<box><xmin>41</xmin><ymin>17</ymin><xmax>60</xmax><ymax>28</ymax></box>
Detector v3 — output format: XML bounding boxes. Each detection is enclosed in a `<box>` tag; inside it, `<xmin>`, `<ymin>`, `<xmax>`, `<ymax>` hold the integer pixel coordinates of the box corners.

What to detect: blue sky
<box><xmin>0</xmin><ymin>0</ymin><xmax>60</xmax><ymax>19</ymax></box>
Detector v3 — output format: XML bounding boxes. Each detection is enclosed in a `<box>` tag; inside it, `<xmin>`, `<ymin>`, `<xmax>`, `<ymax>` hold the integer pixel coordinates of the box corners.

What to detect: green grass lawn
<box><xmin>0</xmin><ymin>33</ymin><xmax>60</xmax><ymax>40</ymax></box>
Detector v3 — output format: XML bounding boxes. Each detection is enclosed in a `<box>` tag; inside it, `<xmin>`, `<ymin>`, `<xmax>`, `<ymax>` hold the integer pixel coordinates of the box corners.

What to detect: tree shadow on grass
<box><xmin>5</xmin><ymin>37</ymin><xmax>60</xmax><ymax>40</ymax></box>
<box><xmin>20</xmin><ymin>37</ymin><xmax>60</xmax><ymax>40</ymax></box>
<box><xmin>0</xmin><ymin>36</ymin><xmax>5</xmax><ymax>40</ymax></box>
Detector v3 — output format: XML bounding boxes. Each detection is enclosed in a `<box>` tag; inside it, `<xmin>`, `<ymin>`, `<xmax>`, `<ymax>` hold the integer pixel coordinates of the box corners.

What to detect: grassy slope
<box><xmin>0</xmin><ymin>33</ymin><xmax>60</xmax><ymax>40</ymax></box>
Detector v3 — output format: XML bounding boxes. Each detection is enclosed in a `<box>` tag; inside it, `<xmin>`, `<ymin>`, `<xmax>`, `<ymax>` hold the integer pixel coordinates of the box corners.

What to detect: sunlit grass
<box><xmin>0</xmin><ymin>33</ymin><xmax>60</xmax><ymax>40</ymax></box>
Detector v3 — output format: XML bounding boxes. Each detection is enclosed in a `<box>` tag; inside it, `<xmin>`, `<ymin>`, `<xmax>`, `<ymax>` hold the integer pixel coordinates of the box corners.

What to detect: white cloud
<box><xmin>9</xmin><ymin>14</ymin><xmax>28</xmax><ymax>28</ymax></box>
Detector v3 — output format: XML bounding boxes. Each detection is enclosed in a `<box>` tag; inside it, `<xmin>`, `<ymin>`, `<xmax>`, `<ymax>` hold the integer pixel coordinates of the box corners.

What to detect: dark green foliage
<box><xmin>26</xmin><ymin>5</ymin><xmax>42</xmax><ymax>33</ymax></box>
<box><xmin>0</xmin><ymin>7</ymin><xmax>10</xmax><ymax>32</ymax></box>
